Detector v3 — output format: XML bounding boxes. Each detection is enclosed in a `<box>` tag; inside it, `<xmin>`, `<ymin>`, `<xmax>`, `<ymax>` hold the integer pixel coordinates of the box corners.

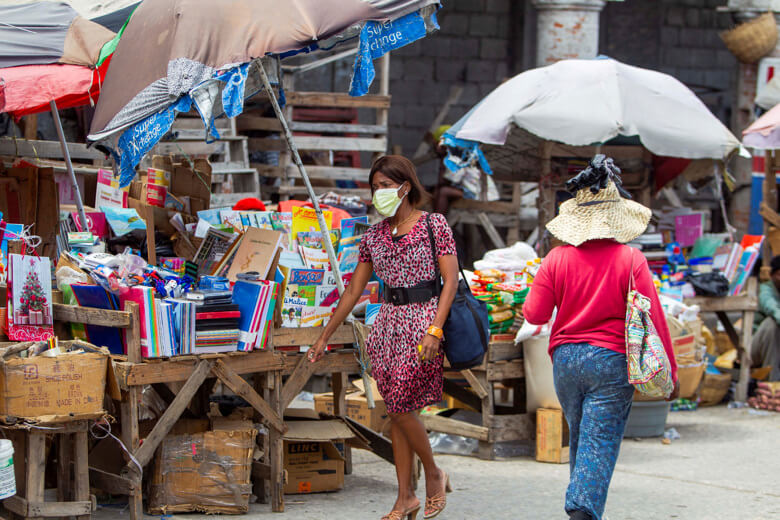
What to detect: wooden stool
<box><xmin>3</xmin><ymin>420</ymin><xmax>94</xmax><ymax>519</ymax></box>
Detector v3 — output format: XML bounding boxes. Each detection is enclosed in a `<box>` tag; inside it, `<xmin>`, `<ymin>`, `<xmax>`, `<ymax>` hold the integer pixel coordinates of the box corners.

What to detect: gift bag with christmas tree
<box><xmin>7</xmin><ymin>254</ymin><xmax>54</xmax><ymax>341</ymax></box>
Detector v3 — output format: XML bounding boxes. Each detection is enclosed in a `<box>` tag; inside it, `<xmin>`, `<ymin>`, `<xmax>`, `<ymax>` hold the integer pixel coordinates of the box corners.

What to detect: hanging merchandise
<box><xmin>349</xmin><ymin>7</ymin><xmax>439</xmax><ymax>97</ymax></box>
<box><xmin>7</xmin><ymin>254</ymin><xmax>55</xmax><ymax>341</ymax></box>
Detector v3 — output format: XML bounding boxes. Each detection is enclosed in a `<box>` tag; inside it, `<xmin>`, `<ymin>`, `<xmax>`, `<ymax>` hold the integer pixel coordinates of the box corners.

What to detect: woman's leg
<box><xmin>564</xmin><ymin>346</ymin><xmax>634</xmax><ymax>520</ymax></box>
<box><xmin>390</xmin><ymin>412</ymin><xmax>445</xmax><ymax>499</ymax></box>
<box><xmin>388</xmin><ymin>414</ymin><xmax>419</xmax><ymax>512</ymax></box>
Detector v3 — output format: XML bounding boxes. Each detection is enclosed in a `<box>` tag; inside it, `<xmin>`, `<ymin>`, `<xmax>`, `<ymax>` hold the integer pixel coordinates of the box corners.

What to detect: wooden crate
<box><xmin>536</xmin><ymin>408</ymin><xmax>569</xmax><ymax>464</ymax></box>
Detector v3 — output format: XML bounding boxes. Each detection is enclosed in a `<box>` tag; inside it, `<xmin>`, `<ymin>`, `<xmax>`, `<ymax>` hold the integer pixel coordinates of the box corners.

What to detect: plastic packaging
<box><xmin>0</xmin><ymin>439</ymin><xmax>15</xmax><ymax>500</ymax></box>
<box><xmin>428</xmin><ymin>432</ymin><xmax>478</xmax><ymax>455</ymax></box>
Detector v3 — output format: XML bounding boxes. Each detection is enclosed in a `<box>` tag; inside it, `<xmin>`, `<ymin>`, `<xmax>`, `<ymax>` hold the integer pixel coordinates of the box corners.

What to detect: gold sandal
<box><xmin>382</xmin><ymin>504</ymin><xmax>421</xmax><ymax>520</ymax></box>
<box><xmin>423</xmin><ymin>472</ymin><xmax>452</xmax><ymax>519</ymax></box>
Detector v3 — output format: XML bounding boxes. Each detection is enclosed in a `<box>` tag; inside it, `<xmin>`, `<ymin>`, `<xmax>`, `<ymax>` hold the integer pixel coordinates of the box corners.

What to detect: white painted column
<box><xmin>532</xmin><ymin>0</ymin><xmax>607</xmax><ymax>66</ymax></box>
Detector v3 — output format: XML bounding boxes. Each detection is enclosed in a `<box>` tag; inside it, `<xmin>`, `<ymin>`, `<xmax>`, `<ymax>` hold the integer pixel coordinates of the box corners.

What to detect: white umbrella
<box><xmin>450</xmin><ymin>58</ymin><xmax>743</xmax><ymax>162</ymax></box>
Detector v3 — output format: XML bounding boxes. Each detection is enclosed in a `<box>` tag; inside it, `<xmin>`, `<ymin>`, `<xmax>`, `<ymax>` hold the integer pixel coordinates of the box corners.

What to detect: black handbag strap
<box><xmin>426</xmin><ymin>214</ymin><xmax>489</xmax><ymax>350</ymax></box>
<box><xmin>425</xmin><ymin>213</ymin><xmax>468</xmax><ymax>283</ymax></box>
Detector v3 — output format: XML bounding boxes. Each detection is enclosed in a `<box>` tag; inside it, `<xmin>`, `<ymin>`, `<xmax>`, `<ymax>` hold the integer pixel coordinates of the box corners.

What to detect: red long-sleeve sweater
<box><xmin>523</xmin><ymin>240</ymin><xmax>678</xmax><ymax>382</ymax></box>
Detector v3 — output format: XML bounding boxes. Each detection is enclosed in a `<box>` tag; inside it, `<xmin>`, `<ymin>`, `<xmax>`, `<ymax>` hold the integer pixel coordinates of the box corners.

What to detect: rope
<box><xmin>89</xmin><ymin>419</ymin><xmax>142</xmax><ymax>475</ymax></box>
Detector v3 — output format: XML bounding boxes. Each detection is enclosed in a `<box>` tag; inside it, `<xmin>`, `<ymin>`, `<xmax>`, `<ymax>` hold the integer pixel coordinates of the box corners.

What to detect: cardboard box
<box><xmin>0</xmin><ymin>351</ymin><xmax>108</xmax><ymax>419</ymax></box>
<box><xmin>283</xmin><ymin>420</ymin><xmax>355</xmax><ymax>495</ymax></box>
<box><xmin>313</xmin><ymin>378</ymin><xmax>389</xmax><ymax>435</ymax></box>
<box><xmin>536</xmin><ymin>408</ymin><xmax>569</xmax><ymax>464</ymax></box>
<box><xmin>672</xmin><ymin>334</ymin><xmax>697</xmax><ymax>362</ymax></box>
<box><xmin>148</xmin><ymin>429</ymin><xmax>256</xmax><ymax>514</ymax></box>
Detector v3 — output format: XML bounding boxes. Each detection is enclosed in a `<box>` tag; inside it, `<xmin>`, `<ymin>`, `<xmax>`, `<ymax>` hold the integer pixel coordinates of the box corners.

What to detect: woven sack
<box><xmin>699</xmin><ymin>372</ymin><xmax>731</xmax><ymax>407</ymax></box>
<box><xmin>721</xmin><ymin>12</ymin><xmax>778</xmax><ymax>63</ymax></box>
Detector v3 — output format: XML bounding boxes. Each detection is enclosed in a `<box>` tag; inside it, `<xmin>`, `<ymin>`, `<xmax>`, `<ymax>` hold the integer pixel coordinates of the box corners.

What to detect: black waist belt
<box><xmin>384</xmin><ymin>278</ymin><xmax>441</xmax><ymax>306</ymax></box>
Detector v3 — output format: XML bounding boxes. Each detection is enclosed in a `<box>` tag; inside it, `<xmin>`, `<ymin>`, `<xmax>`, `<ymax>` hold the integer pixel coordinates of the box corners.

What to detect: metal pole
<box><xmin>255</xmin><ymin>60</ymin><xmax>345</xmax><ymax>295</ymax></box>
<box><xmin>50</xmin><ymin>100</ymin><xmax>90</xmax><ymax>232</ymax></box>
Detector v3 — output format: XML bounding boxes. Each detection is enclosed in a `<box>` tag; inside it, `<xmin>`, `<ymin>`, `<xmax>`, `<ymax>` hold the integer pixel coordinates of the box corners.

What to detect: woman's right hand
<box><xmin>307</xmin><ymin>338</ymin><xmax>327</xmax><ymax>363</ymax></box>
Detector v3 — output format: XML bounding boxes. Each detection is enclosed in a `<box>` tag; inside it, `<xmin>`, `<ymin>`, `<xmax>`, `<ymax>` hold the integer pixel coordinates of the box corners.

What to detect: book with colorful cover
<box><xmin>315</xmin><ymin>285</ymin><xmax>338</xmax><ymax>306</ymax></box>
<box><xmin>220</xmin><ymin>210</ymin><xmax>244</xmax><ymax>232</ymax></box>
<box><xmin>339</xmin><ymin>216</ymin><xmax>368</xmax><ymax>251</ymax></box>
<box><xmin>270</xmin><ymin>212</ymin><xmax>293</xmax><ymax>249</ymax></box>
<box><xmin>289</xmin><ymin>268</ymin><xmax>325</xmax><ymax>285</ymax></box>
<box><xmin>338</xmin><ymin>246</ymin><xmax>360</xmax><ymax>274</ymax></box>
<box><xmin>233</xmin><ymin>280</ymin><xmax>272</xmax><ymax>351</ymax></box>
<box><xmin>292</xmin><ymin>206</ymin><xmax>332</xmax><ymax>244</ymax></box>
<box><xmin>254</xmin><ymin>212</ymin><xmax>275</xmax><ymax>230</ymax></box>
<box><xmin>300</xmin><ymin>306</ymin><xmax>335</xmax><ymax>328</ymax></box>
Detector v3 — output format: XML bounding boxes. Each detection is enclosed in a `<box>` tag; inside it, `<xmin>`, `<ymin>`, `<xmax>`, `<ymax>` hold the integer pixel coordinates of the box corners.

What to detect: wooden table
<box><xmin>108</xmin><ymin>322</ymin><xmax>376</xmax><ymax>517</ymax></box>
<box><xmin>684</xmin><ymin>278</ymin><xmax>759</xmax><ymax>402</ymax></box>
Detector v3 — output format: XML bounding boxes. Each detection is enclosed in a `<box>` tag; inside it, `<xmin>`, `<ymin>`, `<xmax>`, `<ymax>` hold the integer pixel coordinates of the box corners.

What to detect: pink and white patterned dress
<box><xmin>358</xmin><ymin>212</ymin><xmax>457</xmax><ymax>414</ymax></box>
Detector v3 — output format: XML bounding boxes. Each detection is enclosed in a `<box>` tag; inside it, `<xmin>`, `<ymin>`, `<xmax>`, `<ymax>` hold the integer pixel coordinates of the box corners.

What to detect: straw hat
<box><xmin>546</xmin><ymin>180</ymin><xmax>651</xmax><ymax>247</ymax></box>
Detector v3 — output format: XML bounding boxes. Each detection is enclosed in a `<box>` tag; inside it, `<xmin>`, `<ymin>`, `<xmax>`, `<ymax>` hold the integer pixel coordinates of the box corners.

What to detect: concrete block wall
<box><xmin>601</xmin><ymin>0</ymin><xmax>737</xmax><ymax>124</ymax></box>
<box><xmin>387</xmin><ymin>0</ymin><xmax>517</xmax><ymax>181</ymax></box>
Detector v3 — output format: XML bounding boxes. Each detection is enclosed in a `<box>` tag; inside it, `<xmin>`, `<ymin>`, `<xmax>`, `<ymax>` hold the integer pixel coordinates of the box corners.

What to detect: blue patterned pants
<box><xmin>552</xmin><ymin>343</ymin><xmax>634</xmax><ymax>520</ymax></box>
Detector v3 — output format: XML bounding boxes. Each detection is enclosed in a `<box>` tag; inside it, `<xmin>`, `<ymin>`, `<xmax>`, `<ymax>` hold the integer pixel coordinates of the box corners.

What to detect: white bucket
<box><xmin>0</xmin><ymin>439</ymin><xmax>15</xmax><ymax>499</ymax></box>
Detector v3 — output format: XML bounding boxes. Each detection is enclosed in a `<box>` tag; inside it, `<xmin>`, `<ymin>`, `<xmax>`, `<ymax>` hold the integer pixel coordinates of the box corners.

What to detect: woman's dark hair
<box><xmin>368</xmin><ymin>155</ymin><xmax>428</xmax><ymax>207</ymax></box>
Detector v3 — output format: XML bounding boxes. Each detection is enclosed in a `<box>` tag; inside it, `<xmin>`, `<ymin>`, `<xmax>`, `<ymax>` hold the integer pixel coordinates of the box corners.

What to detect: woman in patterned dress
<box><xmin>309</xmin><ymin>155</ymin><xmax>459</xmax><ymax>520</ymax></box>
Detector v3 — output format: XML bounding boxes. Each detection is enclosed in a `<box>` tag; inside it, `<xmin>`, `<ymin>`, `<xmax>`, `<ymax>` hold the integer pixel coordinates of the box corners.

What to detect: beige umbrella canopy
<box><xmin>88</xmin><ymin>0</ymin><xmax>437</xmax><ymax>142</ymax></box>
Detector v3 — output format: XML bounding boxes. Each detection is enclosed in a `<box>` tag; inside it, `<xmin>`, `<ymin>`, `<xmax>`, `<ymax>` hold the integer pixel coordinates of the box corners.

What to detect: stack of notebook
<box><xmin>232</xmin><ymin>279</ymin><xmax>279</xmax><ymax>351</ymax></box>
<box><xmin>193</xmin><ymin>302</ymin><xmax>241</xmax><ymax>353</ymax></box>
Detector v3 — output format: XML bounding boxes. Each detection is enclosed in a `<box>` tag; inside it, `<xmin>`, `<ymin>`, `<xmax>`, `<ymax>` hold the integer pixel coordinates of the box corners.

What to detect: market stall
<box><xmin>0</xmin><ymin>1</ymin><xmax>449</xmax><ymax>518</ymax></box>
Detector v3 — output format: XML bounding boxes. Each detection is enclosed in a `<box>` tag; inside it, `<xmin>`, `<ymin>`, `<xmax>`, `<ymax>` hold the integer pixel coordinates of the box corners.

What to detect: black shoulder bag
<box><xmin>426</xmin><ymin>214</ymin><xmax>490</xmax><ymax>369</ymax></box>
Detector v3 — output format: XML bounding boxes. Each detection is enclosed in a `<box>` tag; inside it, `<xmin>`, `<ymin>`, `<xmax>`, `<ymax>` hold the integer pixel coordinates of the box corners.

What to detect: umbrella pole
<box><xmin>50</xmin><ymin>100</ymin><xmax>89</xmax><ymax>232</ymax></box>
<box><xmin>255</xmin><ymin>60</ymin><xmax>345</xmax><ymax>295</ymax></box>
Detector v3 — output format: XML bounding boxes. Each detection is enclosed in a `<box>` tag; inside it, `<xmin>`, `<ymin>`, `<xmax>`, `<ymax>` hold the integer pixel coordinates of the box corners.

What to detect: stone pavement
<box><xmin>96</xmin><ymin>406</ymin><xmax>780</xmax><ymax>520</ymax></box>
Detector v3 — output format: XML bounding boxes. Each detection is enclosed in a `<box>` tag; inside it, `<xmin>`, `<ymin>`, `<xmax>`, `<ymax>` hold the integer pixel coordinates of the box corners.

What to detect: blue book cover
<box><xmin>70</xmin><ymin>284</ymin><xmax>125</xmax><ymax>355</ymax></box>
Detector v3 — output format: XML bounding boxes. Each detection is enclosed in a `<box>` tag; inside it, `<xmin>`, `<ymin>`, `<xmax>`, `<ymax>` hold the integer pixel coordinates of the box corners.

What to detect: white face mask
<box><xmin>372</xmin><ymin>185</ymin><xmax>407</xmax><ymax>217</ymax></box>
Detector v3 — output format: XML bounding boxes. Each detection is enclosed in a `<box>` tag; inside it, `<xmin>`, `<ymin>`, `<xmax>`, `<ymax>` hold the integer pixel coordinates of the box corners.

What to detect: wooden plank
<box><xmin>487</xmin><ymin>414</ymin><xmax>535</xmax><ymax>442</ymax></box>
<box><xmin>251</xmin><ymin>136</ymin><xmax>386</xmax><ymax>152</ymax></box>
<box><xmin>269</xmin><ymin>371</ymin><xmax>284</xmax><ymax>512</ymax></box>
<box><xmin>57</xmin><ymin>433</ymin><xmax>73</xmax><ymax>504</ymax></box>
<box><xmin>461</xmin><ymin>369</ymin><xmax>488</xmax><ymax>399</ymax></box>
<box><xmin>254</xmin><ymin>164</ymin><xmax>371</xmax><ymax>182</ymax></box>
<box><xmin>285</xmin><ymin>91</ymin><xmax>391</xmax><ymax>109</ymax></box>
<box><xmin>274</xmin><ymin>185</ymin><xmax>371</xmax><ymax>200</ymax></box>
<box><xmin>331</xmin><ymin>372</ymin><xmax>348</xmax><ymax>416</ymax></box>
<box><xmin>0</xmin><ymin>138</ymin><xmax>104</xmax><ymax>161</ymax></box>
<box><xmin>130</xmin><ymin>360</ymin><xmax>214</xmax><ymax>470</ymax></box>
<box><xmin>683</xmin><ymin>294</ymin><xmax>758</xmax><ymax>312</ymax></box>
<box><xmin>74</xmin><ymin>430</ymin><xmax>91</xmax><ymax>520</ymax></box>
<box><xmin>248</xmin><ymin>138</ymin><xmax>288</xmax><ymax>152</ymax></box>
<box><xmin>237</xmin><ymin>115</ymin><xmax>283</xmax><ymax>132</ymax></box>
<box><xmin>487</xmin><ymin>360</ymin><xmax>525</xmax><ymax>381</ymax></box>
<box><xmin>52</xmin><ymin>303</ymin><xmax>131</xmax><ymax>328</ymax></box>
<box><xmin>477</xmin><ymin>212</ymin><xmax>506</xmax><ymax>249</ymax></box>
<box><xmin>450</xmin><ymin>198</ymin><xmax>518</xmax><ymax>214</ymax></box>
<box><xmin>212</xmin><ymin>359</ymin><xmax>286</xmax><ymax>433</ymax></box>
<box><xmin>282</xmin><ymin>351</ymin><xmax>361</xmax><ymax>376</ymax></box>
<box><xmin>342</xmin><ymin>416</ymin><xmax>394</xmax><ymax>464</ymax></box>
<box><xmin>421</xmin><ymin>414</ymin><xmax>489</xmax><ymax>441</ymax></box>
<box><xmin>489</xmin><ymin>341</ymin><xmax>523</xmax><ymax>362</ymax></box>
<box><xmin>273</xmin><ymin>325</ymin><xmax>354</xmax><ymax>347</ymax></box>
<box><xmin>26</xmin><ymin>432</ymin><xmax>46</xmax><ymax>520</ymax></box>
<box><xmin>442</xmin><ymin>378</ymin><xmax>482</xmax><ymax>411</ymax></box>
<box><xmin>152</xmin><ymin>141</ymin><xmax>227</xmax><ymax>156</ymax></box>
<box><xmin>280</xmin><ymin>355</ymin><xmax>319</xmax><ymax>411</ymax></box>
<box><xmin>29</xmin><ymin>500</ymin><xmax>92</xmax><ymax>516</ymax></box>
<box><xmin>89</xmin><ymin>467</ymin><xmax>137</xmax><ymax>494</ymax></box>
<box><xmin>117</xmin><ymin>350</ymin><xmax>284</xmax><ymax>388</ymax></box>
<box><xmin>251</xmin><ymin>460</ymin><xmax>272</xmax><ymax>480</ymax></box>
<box><xmin>760</xmin><ymin>201</ymin><xmax>780</xmax><ymax>228</ymax></box>
<box><xmin>2</xmin><ymin>495</ymin><xmax>28</xmax><ymax>515</ymax></box>
<box><xmin>289</xmin><ymin>121</ymin><xmax>387</xmax><ymax>135</ymax></box>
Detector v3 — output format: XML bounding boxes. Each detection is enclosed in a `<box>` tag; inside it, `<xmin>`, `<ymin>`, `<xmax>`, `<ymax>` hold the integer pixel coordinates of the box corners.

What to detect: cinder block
<box><xmin>439</xmin><ymin>13</ymin><xmax>469</xmax><ymax>35</ymax></box>
<box><xmin>660</xmin><ymin>27</ymin><xmax>679</xmax><ymax>47</ymax></box>
<box><xmin>480</xmin><ymin>38</ymin><xmax>509</xmax><ymax>60</ymax></box>
<box><xmin>452</xmin><ymin>0</ymin><xmax>487</xmax><ymax>12</ymax></box>
<box><xmin>666</xmin><ymin>6</ymin><xmax>685</xmax><ymax>27</ymax></box>
<box><xmin>469</xmin><ymin>14</ymin><xmax>498</xmax><ymax>37</ymax></box>
<box><xmin>404</xmin><ymin>58</ymin><xmax>434</xmax><ymax>80</ymax></box>
<box><xmin>435</xmin><ymin>59</ymin><xmax>466</xmax><ymax>82</ymax></box>
<box><xmin>427</xmin><ymin>36</ymin><xmax>453</xmax><ymax>58</ymax></box>
<box><xmin>452</xmin><ymin>37</ymin><xmax>480</xmax><ymax>58</ymax></box>
<box><xmin>485</xmin><ymin>0</ymin><xmax>511</xmax><ymax>13</ymax></box>
<box><xmin>467</xmin><ymin>60</ymin><xmax>497</xmax><ymax>83</ymax></box>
